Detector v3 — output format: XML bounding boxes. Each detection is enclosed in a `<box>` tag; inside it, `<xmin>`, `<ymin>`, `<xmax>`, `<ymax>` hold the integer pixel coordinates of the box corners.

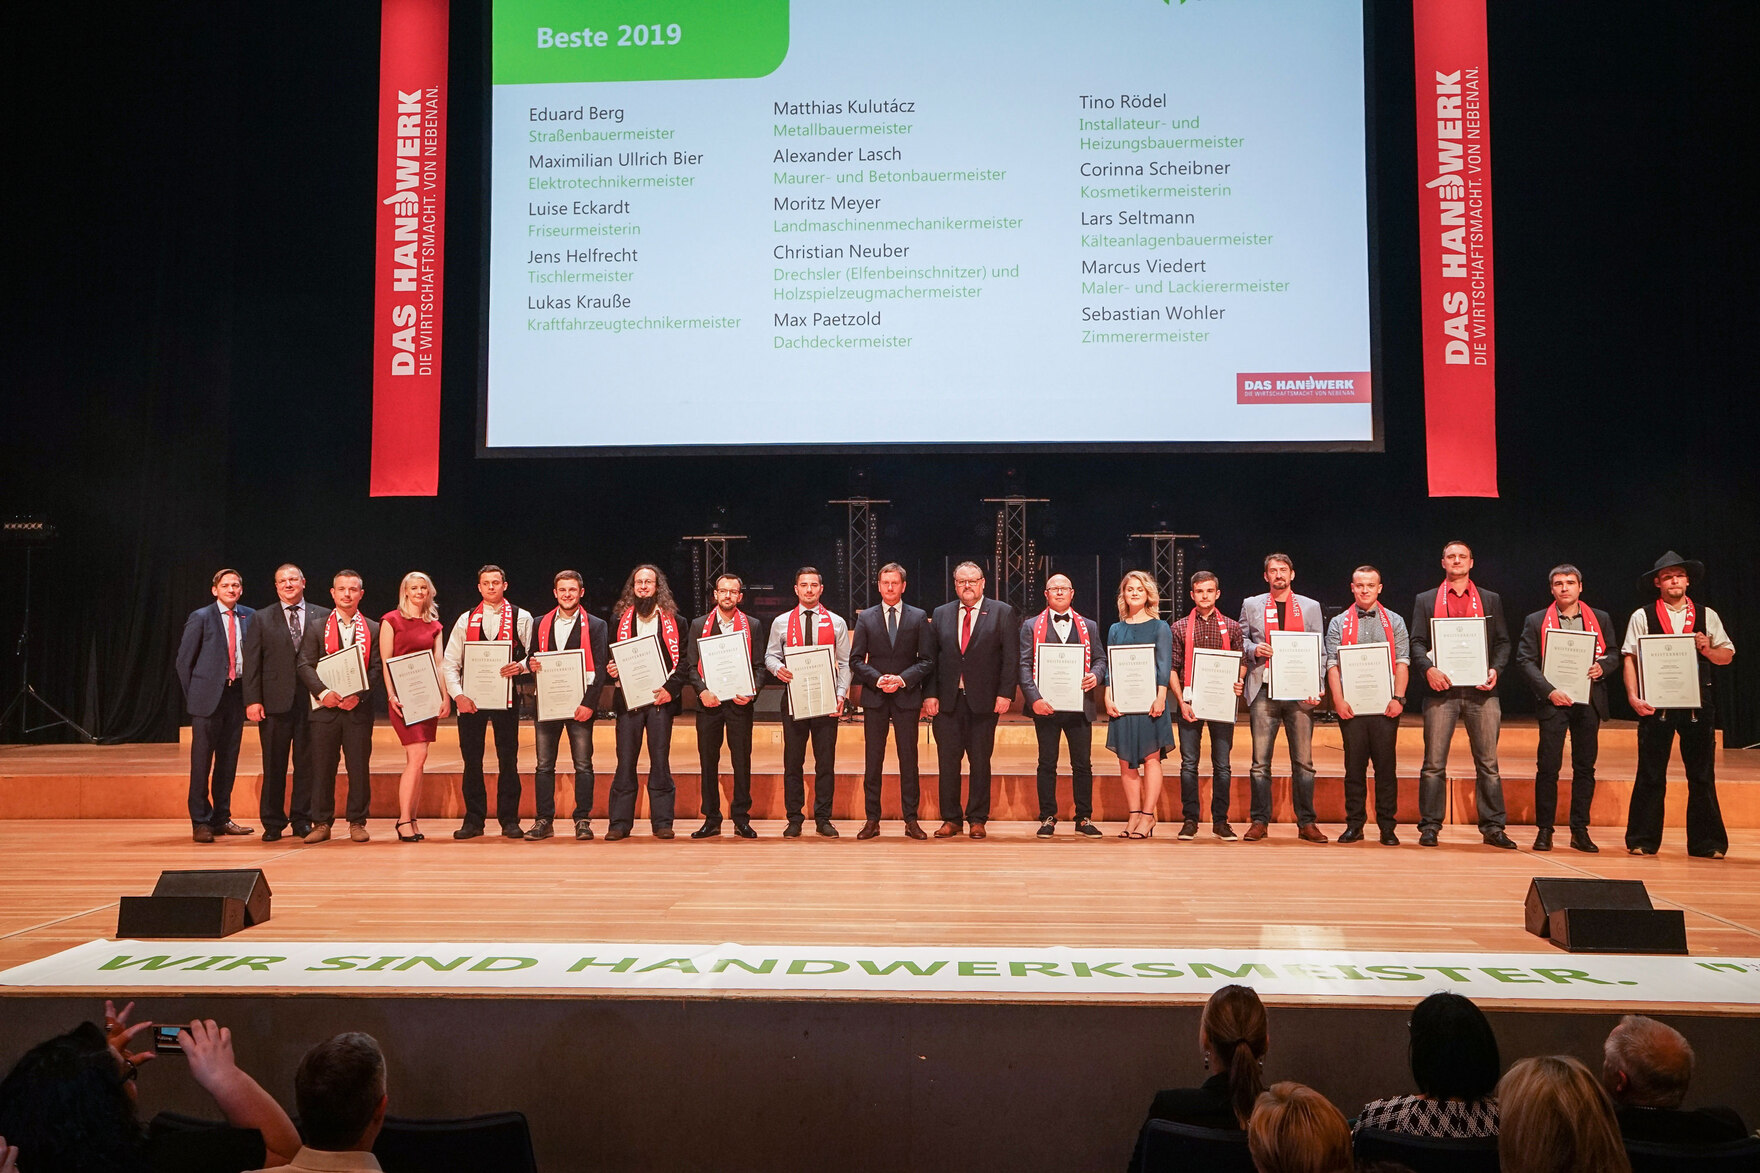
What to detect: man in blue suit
<box><xmin>850</xmin><ymin>563</ymin><xmax>936</xmax><ymax>840</ymax></box>
<box><xmin>176</xmin><ymin>568</ymin><xmax>256</xmax><ymax>843</ymax></box>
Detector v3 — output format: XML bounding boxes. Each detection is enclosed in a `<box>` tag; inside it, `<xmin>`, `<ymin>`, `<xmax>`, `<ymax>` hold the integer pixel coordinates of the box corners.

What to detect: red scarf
<box><xmin>1182</xmin><ymin>608</ymin><xmax>1231</xmax><ymax>686</ymax></box>
<box><xmin>618</xmin><ymin>605</ymin><xmax>680</xmax><ymax>666</ymax></box>
<box><xmin>1436</xmin><ymin>579</ymin><xmax>1483</xmax><ymax>618</ymax></box>
<box><xmin>1340</xmin><ymin>603</ymin><xmax>1396</xmax><ymax>671</ymax></box>
<box><xmin>1031</xmin><ymin>608</ymin><xmax>1091</xmax><ymax>675</ymax></box>
<box><xmin>702</xmin><ymin>608</ymin><xmax>752</xmax><ymax>656</ymax></box>
<box><xmin>324</xmin><ymin>610</ymin><xmax>368</xmax><ymax>655</ymax></box>
<box><xmin>1264</xmin><ymin>593</ymin><xmax>1304</xmax><ymax>632</ymax></box>
<box><xmin>467</xmin><ymin>600</ymin><xmax>514</xmax><ymax>641</ymax></box>
<box><xmin>785</xmin><ymin>605</ymin><xmax>835</xmax><ymax>648</ymax></box>
<box><xmin>537</xmin><ymin>607</ymin><xmax>594</xmax><ymax>674</ymax></box>
<box><xmin>1654</xmin><ymin>597</ymin><xmax>1696</xmax><ymax>636</ymax></box>
<box><xmin>1542</xmin><ymin>602</ymin><xmax>1606</xmax><ymax>658</ymax></box>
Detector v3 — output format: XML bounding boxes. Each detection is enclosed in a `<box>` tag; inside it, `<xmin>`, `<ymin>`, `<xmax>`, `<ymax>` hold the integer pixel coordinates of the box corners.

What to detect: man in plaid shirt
<box><xmin>1169</xmin><ymin>572</ymin><xmax>1248</xmax><ymax>840</ymax></box>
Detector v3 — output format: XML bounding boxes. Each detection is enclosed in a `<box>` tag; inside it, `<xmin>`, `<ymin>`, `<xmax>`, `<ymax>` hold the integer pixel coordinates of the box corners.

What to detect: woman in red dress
<box><xmin>380</xmin><ymin>572</ymin><xmax>448</xmax><ymax>841</ymax></box>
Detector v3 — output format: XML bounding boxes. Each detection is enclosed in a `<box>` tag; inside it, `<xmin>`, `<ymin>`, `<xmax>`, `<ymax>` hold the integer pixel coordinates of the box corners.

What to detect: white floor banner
<box><xmin>5</xmin><ymin>940</ymin><xmax>1760</xmax><ymax>1004</ymax></box>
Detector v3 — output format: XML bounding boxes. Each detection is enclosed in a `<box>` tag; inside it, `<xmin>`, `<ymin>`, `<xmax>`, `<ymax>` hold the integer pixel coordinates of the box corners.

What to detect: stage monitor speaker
<box><xmin>152</xmin><ymin>869</ymin><xmax>272</xmax><ymax>926</ymax></box>
<box><xmin>1547</xmin><ymin>907</ymin><xmax>1688</xmax><ymax>955</ymax></box>
<box><xmin>1523</xmin><ymin>878</ymin><xmax>1651</xmax><ymax>938</ymax></box>
<box><xmin>117</xmin><ymin>895</ymin><xmax>247</xmax><ymax>939</ymax></box>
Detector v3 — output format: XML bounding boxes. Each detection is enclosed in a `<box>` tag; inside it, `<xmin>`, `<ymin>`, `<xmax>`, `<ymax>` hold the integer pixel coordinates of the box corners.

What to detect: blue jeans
<box><xmin>1418</xmin><ymin>692</ymin><xmax>1504</xmax><ymax>834</ymax></box>
<box><xmin>1248</xmin><ymin>695</ymin><xmax>1317</xmax><ymax>826</ymax></box>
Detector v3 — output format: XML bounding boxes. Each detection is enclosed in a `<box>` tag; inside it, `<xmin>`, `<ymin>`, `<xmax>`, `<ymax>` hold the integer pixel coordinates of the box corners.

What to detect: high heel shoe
<box><xmin>1120</xmin><ymin>811</ymin><xmax>1149</xmax><ymax>840</ymax></box>
<box><xmin>1138</xmin><ymin>812</ymin><xmax>1156</xmax><ymax>839</ymax></box>
<box><xmin>396</xmin><ymin>820</ymin><xmax>424</xmax><ymax>842</ymax></box>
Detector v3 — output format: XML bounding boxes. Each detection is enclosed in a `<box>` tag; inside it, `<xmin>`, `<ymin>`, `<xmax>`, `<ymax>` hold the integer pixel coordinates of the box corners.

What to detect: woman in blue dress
<box><xmin>1105</xmin><ymin>570</ymin><xmax>1174</xmax><ymax>838</ymax></box>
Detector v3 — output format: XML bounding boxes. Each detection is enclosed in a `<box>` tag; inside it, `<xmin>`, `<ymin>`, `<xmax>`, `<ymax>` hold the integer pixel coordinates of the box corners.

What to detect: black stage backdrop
<box><xmin>4</xmin><ymin>2</ymin><xmax>1755</xmax><ymax>745</ymax></box>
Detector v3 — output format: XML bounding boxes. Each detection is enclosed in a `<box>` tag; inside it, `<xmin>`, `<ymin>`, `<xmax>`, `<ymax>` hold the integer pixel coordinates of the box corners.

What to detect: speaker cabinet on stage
<box><xmin>115</xmin><ymin>869</ymin><xmax>272</xmax><ymax>939</ymax></box>
<box><xmin>1523</xmin><ymin>877</ymin><xmax>1686</xmax><ymax>954</ymax></box>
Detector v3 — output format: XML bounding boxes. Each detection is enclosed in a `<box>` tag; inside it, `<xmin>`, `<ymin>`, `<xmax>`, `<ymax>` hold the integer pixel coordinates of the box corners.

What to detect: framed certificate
<box><xmin>1107</xmin><ymin>644</ymin><xmax>1158</xmax><ymax>714</ymax></box>
<box><xmin>695</xmin><ymin>630</ymin><xmax>756</xmax><ymax>701</ymax></box>
<box><xmin>531</xmin><ymin>649</ymin><xmax>587</xmax><ymax>722</ymax></box>
<box><xmin>1187</xmin><ymin>647</ymin><xmax>1240</xmax><ymax>723</ymax></box>
<box><xmin>310</xmin><ymin>643</ymin><xmax>367</xmax><ymax>709</ymax></box>
<box><xmin>1034</xmin><ymin>642</ymin><xmax>1087</xmax><ymax>713</ymax></box>
<box><xmin>610</xmin><ymin>633</ymin><xmax>670</xmax><ymax>710</ymax></box>
<box><xmin>1430</xmin><ymin>617</ymin><xmax>1490</xmax><ymax>687</ymax></box>
<box><xmin>1336</xmin><ymin>643</ymin><xmax>1393</xmax><ymax>715</ymax></box>
<box><xmin>384</xmin><ymin>650</ymin><xmax>443</xmax><ymax>724</ymax></box>
<box><xmin>1637</xmin><ymin>634</ymin><xmax>1701</xmax><ymax>709</ymax></box>
<box><xmin>460</xmin><ymin>640</ymin><xmax>513</xmax><ymax>710</ymax></box>
<box><xmin>783</xmin><ymin>644</ymin><xmax>838</xmax><ymax>718</ymax></box>
<box><xmin>1540</xmin><ymin>627</ymin><xmax>1599</xmax><ymax>706</ymax></box>
<box><xmin>1266</xmin><ymin>631</ymin><xmax>1322</xmax><ymax>701</ymax></box>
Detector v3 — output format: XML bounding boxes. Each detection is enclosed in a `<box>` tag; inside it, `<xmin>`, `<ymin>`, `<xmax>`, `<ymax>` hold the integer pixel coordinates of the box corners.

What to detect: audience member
<box><xmin>1141</xmin><ymin>984</ymin><xmax>1269</xmax><ymax>1132</ymax></box>
<box><xmin>250</xmin><ymin>1032</ymin><xmax>389</xmax><ymax>1173</ymax></box>
<box><xmin>1497</xmin><ymin>1055</ymin><xmax>1630</xmax><ymax>1173</ymax></box>
<box><xmin>1600</xmin><ymin>1014</ymin><xmax>1747</xmax><ymax>1144</ymax></box>
<box><xmin>0</xmin><ymin>1000</ymin><xmax>299</xmax><ymax>1172</ymax></box>
<box><xmin>1247</xmin><ymin>1082</ymin><xmax>1353</xmax><ymax>1173</ymax></box>
<box><xmin>1356</xmin><ymin>991</ymin><xmax>1500</xmax><ymax>1138</ymax></box>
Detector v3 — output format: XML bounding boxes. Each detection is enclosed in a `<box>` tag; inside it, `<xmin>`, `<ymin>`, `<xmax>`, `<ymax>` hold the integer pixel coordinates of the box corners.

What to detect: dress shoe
<box><xmin>305</xmin><ymin>824</ymin><xmax>332</xmax><ymax>843</ymax></box>
<box><xmin>349</xmin><ymin>822</ymin><xmax>371</xmax><ymax>843</ymax></box>
<box><xmin>815</xmin><ymin>819</ymin><xmax>839</xmax><ymax>838</ymax></box>
<box><xmin>1569</xmin><ymin>829</ymin><xmax>1599</xmax><ymax>854</ymax></box>
<box><xmin>1213</xmin><ymin>822</ymin><xmax>1239</xmax><ymax>842</ymax></box>
<box><xmin>452</xmin><ymin>824</ymin><xmax>484</xmax><ymax>840</ymax></box>
<box><xmin>782</xmin><ymin>820</ymin><xmax>804</xmax><ymax>839</ymax></box>
<box><xmin>967</xmin><ymin>823</ymin><xmax>987</xmax><ymax>840</ymax></box>
<box><xmin>1379</xmin><ymin>828</ymin><xmax>1400</xmax><ymax>846</ymax></box>
<box><xmin>903</xmin><ymin>819</ymin><xmax>927</xmax><ymax>840</ymax></box>
<box><xmin>574</xmin><ymin>819</ymin><xmax>595</xmax><ymax>841</ymax></box>
<box><xmin>500</xmin><ymin>824</ymin><xmax>525</xmax><ymax>840</ymax></box>
<box><xmin>1177</xmin><ymin>819</ymin><xmax>1199</xmax><ymax>840</ymax></box>
<box><xmin>1297</xmin><ymin>823</ymin><xmax>1329</xmax><ymax>844</ymax></box>
<box><xmin>1337</xmin><ymin>825</ymin><xmax>1365</xmax><ymax>844</ymax></box>
<box><xmin>192</xmin><ymin>824</ymin><xmax>215</xmax><ymax>844</ymax></box>
<box><xmin>1242</xmin><ymin>822</ymin><xmax>1269</xmax><ymax>842</ymax></box>
<box><xmin>604</xmin><ymin>827</ymin><xmax>631</xmax><ymax>841</ymax></box>
<box><xmin>291</xmin><ymin>824</ymin><xmax>313</xmax><ymax>838</ymax></box>
<box><xmin>1627</xmin><ymin>845</ymin><xmax>1656</xmax><ymax>856</ymax></box>
<box><xmin>653</xmin><ymin>827</ymin><xmax>676</xmax><ymax>840</ymax></box>
<box><xmin>218</xmin><ymin>820</ymin><xmax>254</xmax><ymax>836</ymax></box>
<box><xmin>1036</xmin><ymin>817</ymin><xmax>1057</xmax><ymax>839</ymax></box>
<box><xmin>933</xmin><ymin>821</ymin><xmax>963</xmax><ymax>838</ymax></box>
<box><xmin>1533</xmin><ymin>827</ymin><xmax>1554</xmax><ymax>851</ymax></box>
<box><xmin>261</xmin><ymin>828</ymin><xmax>283</xmax><ymax>843</ymax></box>
<box><xmin>733</xmin><ymin>821</ymin><xmax>758</xmax><ymax>839</ymax></box>
<box><xmin>1689</xmin><ymin>849</ymin><xmax>1727</xmax><ymax>860</ymax></box>
<box><xmin>525</xmin><ymin>818</ymin><xmax>554</xmax><ymax>841</ymax></box>
<box><xmin>691</xmin><ymin>821</ymin><xmax>723</xmax><ymax>839</ymax></box>
<box><xmin>1482</xmin><ymin>830</ymin><xmax>1518</xmax><ymax>850</ymax></box>
<box><xmin>1074</xmin><ymin>818</ymin><xmax>1103</xmax><ymax>838</ymax></box>
<box><xmin>857</xmin><ymin>820</ymin><xmax>881</xmax><ymax>840</ymax></box>
<box><xmin>1419</xmin><ymin>830</ymin><xmax>1440</xmax><ymax>847</ymax></box>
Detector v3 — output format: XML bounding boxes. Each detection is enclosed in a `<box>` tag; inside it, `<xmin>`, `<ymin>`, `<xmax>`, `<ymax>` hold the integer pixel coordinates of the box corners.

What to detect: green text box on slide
<box><xmin>495</xmin><ymin>1</ymin><xmax>790</xmax><ymax>84</ymax></box>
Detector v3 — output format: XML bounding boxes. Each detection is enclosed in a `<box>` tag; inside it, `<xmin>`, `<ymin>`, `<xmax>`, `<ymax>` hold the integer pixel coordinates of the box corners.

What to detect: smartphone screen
<box><xmin>153</xmin><ymin>1025</ymin><xmax>186</xmax><ymax>1055</ymax></box>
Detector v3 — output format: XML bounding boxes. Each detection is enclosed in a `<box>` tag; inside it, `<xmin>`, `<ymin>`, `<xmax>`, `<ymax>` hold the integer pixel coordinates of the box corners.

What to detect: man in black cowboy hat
<box><xmin>1621</xmin><ymin>551</ymin><xmax>1736</xmax><ymax>858</ymax></box>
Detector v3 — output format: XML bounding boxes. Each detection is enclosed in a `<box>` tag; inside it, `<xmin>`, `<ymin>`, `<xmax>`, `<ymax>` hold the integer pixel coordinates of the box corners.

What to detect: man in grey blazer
<box><xmin>1018</xmin><ymin>573</ymin><xmax>1106</xmax><ymax>838</ymax></box>
<box><xmin>242</xmin><ymin>563</ymin><xmax>330</xmax><ymax>842</ymax></box>
<box><xmin>1237</xmin><ymin>554</ymin><xmax>1327</xmax><ymax>843</ymax></box>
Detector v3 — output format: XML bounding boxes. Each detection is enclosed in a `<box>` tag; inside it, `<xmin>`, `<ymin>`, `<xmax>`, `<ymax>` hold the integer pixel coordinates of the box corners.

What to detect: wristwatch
<box><xmin>1391</xmin><ymin>695</ymin><xmax>1406</xmax><ymax>704</ymax></box>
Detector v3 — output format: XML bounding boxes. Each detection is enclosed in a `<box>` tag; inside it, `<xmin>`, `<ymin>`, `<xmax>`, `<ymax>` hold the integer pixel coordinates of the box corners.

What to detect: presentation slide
<box><xmin>484</xmin><ymin>0</ymin><xmax>1374</xmax><ymax>450</ymax></box>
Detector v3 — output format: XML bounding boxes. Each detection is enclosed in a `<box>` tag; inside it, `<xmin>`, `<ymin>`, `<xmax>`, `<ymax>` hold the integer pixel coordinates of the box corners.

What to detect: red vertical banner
<box><xmin>370</xmin><ymin>0</ymin><xmax>449</xmax><ymax>496</ymax></box>
<box><xmin>1412</xmin><ymin>0</ymin><xmax>1497</xmax><ymax>497</ymax></box>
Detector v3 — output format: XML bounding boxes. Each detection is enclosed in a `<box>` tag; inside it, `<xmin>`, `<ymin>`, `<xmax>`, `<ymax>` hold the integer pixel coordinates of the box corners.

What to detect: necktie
<box><xmin>287</xmin><ymin>605</ymin><xmax>302</xmax><ymax>642</ymax></box>
<box><xmin>224</xmin><ymin>609</ymin><xmax>238</xmax><ymax>681</ymax></box>
<box><xmin>887</xmin><ymin>606</ymin><xmax>898</xmax><ymax>645</ymax></box>
<box><xmin>959</xmin><ymin>606</ymin><xmax>973</xmax><ymax>653</ymax></box>
<box><xmin>803</xmin><ymin>610</ymin><xmax>816</xmax><ymax>645</ymax></box>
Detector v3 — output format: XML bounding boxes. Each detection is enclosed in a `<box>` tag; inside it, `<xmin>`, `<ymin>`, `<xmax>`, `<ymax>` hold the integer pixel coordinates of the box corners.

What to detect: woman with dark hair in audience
<box><xmin>0</xmin><ymin>1000</ymin><xmax>299</xmax><ymax>1172</ymax></box>
<box><xmin>1355</xmin><ymin>991</ymin><xmax>1501</xmax><ymax>1138</ymax></box>
<box><xmin>1138</xmin><ymin>984</ymin><xmax>1269</xmax><ymax>1135</ymax></box>
<box><xmin>1247</xmin><ymin>1082</ymin><xmax>1354</xmax><ymax>1173</ymax></box>
<box><xmin>1497</xmin><ymin>1055</ymin><xmax>1632</xmax><ymax>1173</ymax></box>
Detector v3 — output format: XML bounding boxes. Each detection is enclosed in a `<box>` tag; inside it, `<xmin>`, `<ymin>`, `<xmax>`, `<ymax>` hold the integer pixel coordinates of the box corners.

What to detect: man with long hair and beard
<box><xmin>605</xmin><ymin>564</ymin><xmax>690</xmax><ymax>840</ymax></box>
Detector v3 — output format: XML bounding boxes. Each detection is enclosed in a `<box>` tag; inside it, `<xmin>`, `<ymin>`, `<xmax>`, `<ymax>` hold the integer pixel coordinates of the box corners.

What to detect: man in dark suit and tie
<box><xmin>295</xmin><ymin>570</ymin><xmax>381</xmax><ymax>843</ymax></box>
<box><xmin>922</xmin><ymin>561</ymin><xmax>1018</xmax><ymax>839</ymax></box>
<box><xmin>176</xmin><ymin>568</ymin><xmax>256</xmax><ymax>843</ymax></box>
<box><xmin>242</xmin><ymin>563</ymin><xmax>330</xmax><ymax>842</ymax></box>
<box><xmin>850</xmin><ymin>563</ymin><xmax>936</xmax><ymax>840</ymax></box>
<box><xmin>1515</xmin><ymin>564</ymin><xmax>1620</xmax><ymax>853</ymax></box>
<box><xmin>1018</xmin><ymin>573</ymin><xmax>1107</xmax><ymax>838</ymax></box>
